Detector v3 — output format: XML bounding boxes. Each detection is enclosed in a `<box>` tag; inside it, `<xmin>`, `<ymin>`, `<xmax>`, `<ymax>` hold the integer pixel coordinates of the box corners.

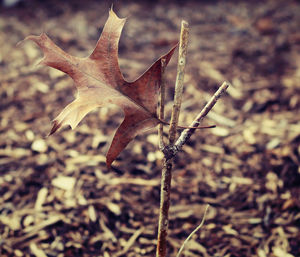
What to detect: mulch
<box><xmin>1</xmin><ymin>0</ymin><xmax>299</xmax><ymax>256</ymax></box>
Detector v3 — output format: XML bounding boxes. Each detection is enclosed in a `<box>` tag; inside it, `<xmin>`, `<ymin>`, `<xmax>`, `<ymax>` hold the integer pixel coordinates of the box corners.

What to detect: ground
<box><xmin>0</xmin><ymin>0</ymin><xmax>300</xmax><ymax>256</ymax></box>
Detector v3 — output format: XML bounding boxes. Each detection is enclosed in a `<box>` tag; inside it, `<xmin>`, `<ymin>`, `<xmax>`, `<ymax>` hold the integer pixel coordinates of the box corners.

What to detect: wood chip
<box><xmin>31</xmin><ymin>139</ymin><xmax>48</xmax><ymax>153</ymax></box>
<box><xmin>30</xmin><ymin>243</ymin><xmax>47</xmax><ymax>257</ymax></box>
<box><xmin>52</xmin><ymin>176</ymin><xmax>76</xmax><ymax>191</ymax></box>
<box><xmin>35</xmin><ymin>187</ymin><xmax>48</xmax><ymax>211</ymax></box>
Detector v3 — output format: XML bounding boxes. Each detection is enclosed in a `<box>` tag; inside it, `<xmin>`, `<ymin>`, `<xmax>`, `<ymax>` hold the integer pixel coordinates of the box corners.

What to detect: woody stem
<box><xmin>156</xmin><ymin>20</ymin><xmax>189</xmax><ymax>257</ymax></box>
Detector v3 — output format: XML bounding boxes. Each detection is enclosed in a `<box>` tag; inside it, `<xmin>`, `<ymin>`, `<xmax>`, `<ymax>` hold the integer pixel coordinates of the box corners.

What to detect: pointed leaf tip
<box><xmin>24</xmin><ymin>33</ymin><xmax>43</xmax><ymax>44</ymax></box>
<box><xmin>109</xmin><ymin>5</ymin><xmax>126</xmax><ymax>22</ymax></box>
<box><xmin>49</xmin><ymin>120</ymin><xmax>61</xmax><ymax>136</ymax></box>
<box><xmin>106</xmin><ymin>159</ymin><xmax>112</xmax><ymax>169</ymax></box>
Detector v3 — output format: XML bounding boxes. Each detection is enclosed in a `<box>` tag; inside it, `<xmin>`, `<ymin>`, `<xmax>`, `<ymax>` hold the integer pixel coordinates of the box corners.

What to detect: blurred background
<box><xmin>0</xmin><ymin>0</ymin><xmax>299</xmax><ymax>256</ymax></box>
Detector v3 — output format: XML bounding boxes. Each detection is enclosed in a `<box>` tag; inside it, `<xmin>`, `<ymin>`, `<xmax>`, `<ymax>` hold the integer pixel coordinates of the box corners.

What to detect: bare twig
<box><xmin>156</xmin><ymin>20</ymin><xmax>189</xmax><ymax>257</ymax></box>
<box><xmin>158</xmin><ymin>59</ymin><xmax>167</xmax><ymax>150</ymax></box>
<box><xmin>114</xmin><ymin>228</ymin><xmax>144</xmax><ymax>257</ymax></box>
<box><xmin>175</xmin><ymin>82</ymin><xmax>230</xmax><ymax>151</ymax></box>
<box><xmin>156</xmin><ymin>18</ymin><xmax>229</xmax><ymax>257</ymax></box>
<box><xmin>176</xmin><ymin>204</ymin><xmax>210</xmax><ymax>257</ymax></box>
<box><xmin>156</xmin><ymin>158</ymin><xmax>173</xmax><ymax>257</ymax></box>
<box><xmin>168</xmin><ymin>20</ymin><xmax>189</xmax><ymax>145</ymax></box>
<box><xmin>156</xmin><ymin>82</ymin><xmax>229</xmax><ymax>257</ymax></box>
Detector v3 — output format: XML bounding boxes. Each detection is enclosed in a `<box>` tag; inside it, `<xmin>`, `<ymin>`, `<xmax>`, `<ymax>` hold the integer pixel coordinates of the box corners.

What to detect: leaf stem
<box><xmin>158</xmin><ymin>118</ymin><xmax>216</xmax><ymax>130</ymax></box>
<box><xmin>158</xmin><ymin>59</ymin><xmax>167</xmax><ymax>150</ymax></box>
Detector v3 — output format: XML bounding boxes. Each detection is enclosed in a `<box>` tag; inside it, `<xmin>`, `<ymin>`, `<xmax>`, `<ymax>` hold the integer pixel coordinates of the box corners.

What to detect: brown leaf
<box><xmin>25</xmin><ymin>9</ymin><xmax>177</xmax><ymax>167</ymax></box>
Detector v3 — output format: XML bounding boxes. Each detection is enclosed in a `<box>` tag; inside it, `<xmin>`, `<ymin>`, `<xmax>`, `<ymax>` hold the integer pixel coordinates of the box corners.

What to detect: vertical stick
<box><xmin>158</xmin><ymin>59</ymin><xmax>167</xmax><ymax>150</ymax></box>
<box><xmin>168</xmin><ymin>20</ymin><xmax>189</xmax><ymax>145</ymax></box>
<box><xmin>156</xmin><ymin>20</ymin><xmax>189</xmax><ymax>257</ymax></box>
<box><xmin>156</xmin><ymin>158</ymin><xmax>173</xmax><ymax>257</ymax></box>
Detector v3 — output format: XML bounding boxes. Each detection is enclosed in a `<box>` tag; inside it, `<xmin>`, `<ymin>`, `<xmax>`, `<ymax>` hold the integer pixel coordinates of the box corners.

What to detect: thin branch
<box><xmin>176</xmin><ymin>204</ymin><xmax>210</xmax><ymax>257</ymax></box>
<box><xmin>156</xmin><ymin>19</ymin><xmax>228</xmax><ymax>257</ymax></box>
<box><xmin>156</xmin><ymin>82</ymin><xmax>229</xmax><ymax>257</ymax></box>
<box><xmin>168</xmin><ymin>20</ymin><xmax>189</xmax><ymax>145</ymax></box>
<box><xmin>156</xmin><ymin>158</ymin><xmax>173</xmax><ymax>257</ymax></box>
<box><xmin>158</xmin><ymin>118</ymin><xmax>216</xmax><ymax>130</ymax></box>
<box><xmin>158</xmin><ymin>59</ymin><xmax>167</xmax><ymax>150</ymax></box>
<box><xmin>156</xmin><ymin>20</ymin><xmax>189</xmax><ymax>257</ymax></box>
<box><xmin>175</xmin><ymin>82</ymin><xmax>230</xmax><ymax>151</ymax></box>
<box><xmin>114</xmin><ymin>227</ymin><xmax>144</xmax><ymax>257</ymax></box>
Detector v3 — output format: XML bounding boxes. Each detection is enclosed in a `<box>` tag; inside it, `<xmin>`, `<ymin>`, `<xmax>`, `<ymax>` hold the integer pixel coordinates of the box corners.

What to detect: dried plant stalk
<box><xmin>156</xmin><ymin>158</ymin><xmax>173</xmax><ymax>257</ymax></box>
<box><xmin>156</xmin><ymin>20</ymin><xmax>189</xmax><ymax>257</ymax></box>
<box><xmin>168</xmin><ymin>20</ymin><xmax>189</xmax><ymax>145</ymax></box>
<box><xmin>175</xmin><ymin>82</ymin><xmax>230</xmax><ymax>151</ymax></box>
<box><xmin>158</xmin><ymin>59</ymin><xmax>167</xmax><ymax>150</ymax></box>
<box><xmin>157</xmin><ymin>81</ymin><xmax>229</xmax><ymax>257</ymax></box>
<box><xmin>176</xmin><ymin>204</ymin><xmax>210</xmax><ymax>257</ymax></box>
<box><xmin>156</xmin><ymin>16</ymin><xmax>229</xmax><ymax>257</ymax></box>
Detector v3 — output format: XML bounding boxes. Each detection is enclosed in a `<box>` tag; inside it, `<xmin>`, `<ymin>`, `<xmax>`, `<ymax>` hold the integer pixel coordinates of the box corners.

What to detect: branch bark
<box><xmin>156</xmin><ymin>81</ymin><xmax>229</xmax><ymax>257</ymax></box>
<box><xmin>156</xmin><ymin>20</ymin><xmax>189</xmax><ymax>257</ymax></box>
<box><xmin>156</xmin><ymin>19</ymin><xmax>229</xmax><ymax>257</ymax></box>
<box><xmin>168</xmin><ymin>20</ymin><xmax>189</xmax><ymax>145</ymax></box>
<box><xmin>175</xmin><ymin>82</ymin><xmax>229</xmax><ymax>151</ymax></box>
<box><xmin>156</xmin><ymin>158</ymin><xmax>173</xmax><ymax>257</ymax></box>
<box><xmin>158</xmin><ymin>59</ymin><xmax>167</xmax><ymax>150</ymax></box>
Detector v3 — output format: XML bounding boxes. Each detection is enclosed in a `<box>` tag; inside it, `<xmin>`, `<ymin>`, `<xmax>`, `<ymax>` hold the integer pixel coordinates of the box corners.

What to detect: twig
<box><xmin>158</xmin><ymin>59</ymin><xmax>167</xmax><ymax>150</ymax></box>
<box><xmin>175</xmin><ymin>82</ymin><xmax>230</xmax><ymax>151</ymax></box>
<box><xmin>156</xmin><ymin>17</ymin><xmax>229</xmax><ymax>257</ymax></box>
<box><xmin>168</xmin><ymin>20</ymin><xmax>189</xmax><ymax>145</ymax></box>
<box><xmin>156</xmin><ymin>82</ymin><xmax>229</xmax><ymax>257</ymax></box>
<box><xmin>156</xmin><ymin>158</ymin><xmax>173</xmax><ymax>257</ymax></box>
<box><xmin>176</xmin><ymin>204</ymin><xmax>210</xmax><ymax>257</ymax></box>
<box><xmin>156</xmin><ymin>20</ymin><xmax>189</xmax><ymax>257</ymax></box>
<box><xmin>114</xmin><ymin>227</ymin><xmax>144</xmax><ymax>257</ymax></box>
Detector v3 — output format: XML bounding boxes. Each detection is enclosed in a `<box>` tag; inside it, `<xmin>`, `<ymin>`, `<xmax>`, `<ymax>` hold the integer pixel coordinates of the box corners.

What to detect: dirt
<box><xmin>0</xmin><ymin>0</ymin><xmax>299</xmax><ymax>256</ymax></box>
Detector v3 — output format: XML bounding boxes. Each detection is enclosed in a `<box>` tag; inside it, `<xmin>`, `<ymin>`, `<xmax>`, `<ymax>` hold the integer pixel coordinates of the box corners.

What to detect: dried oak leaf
<box><xmin>26</xmin><ymin>9</ymin><xmax>176</xmax><ymax>167</ymax></box>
